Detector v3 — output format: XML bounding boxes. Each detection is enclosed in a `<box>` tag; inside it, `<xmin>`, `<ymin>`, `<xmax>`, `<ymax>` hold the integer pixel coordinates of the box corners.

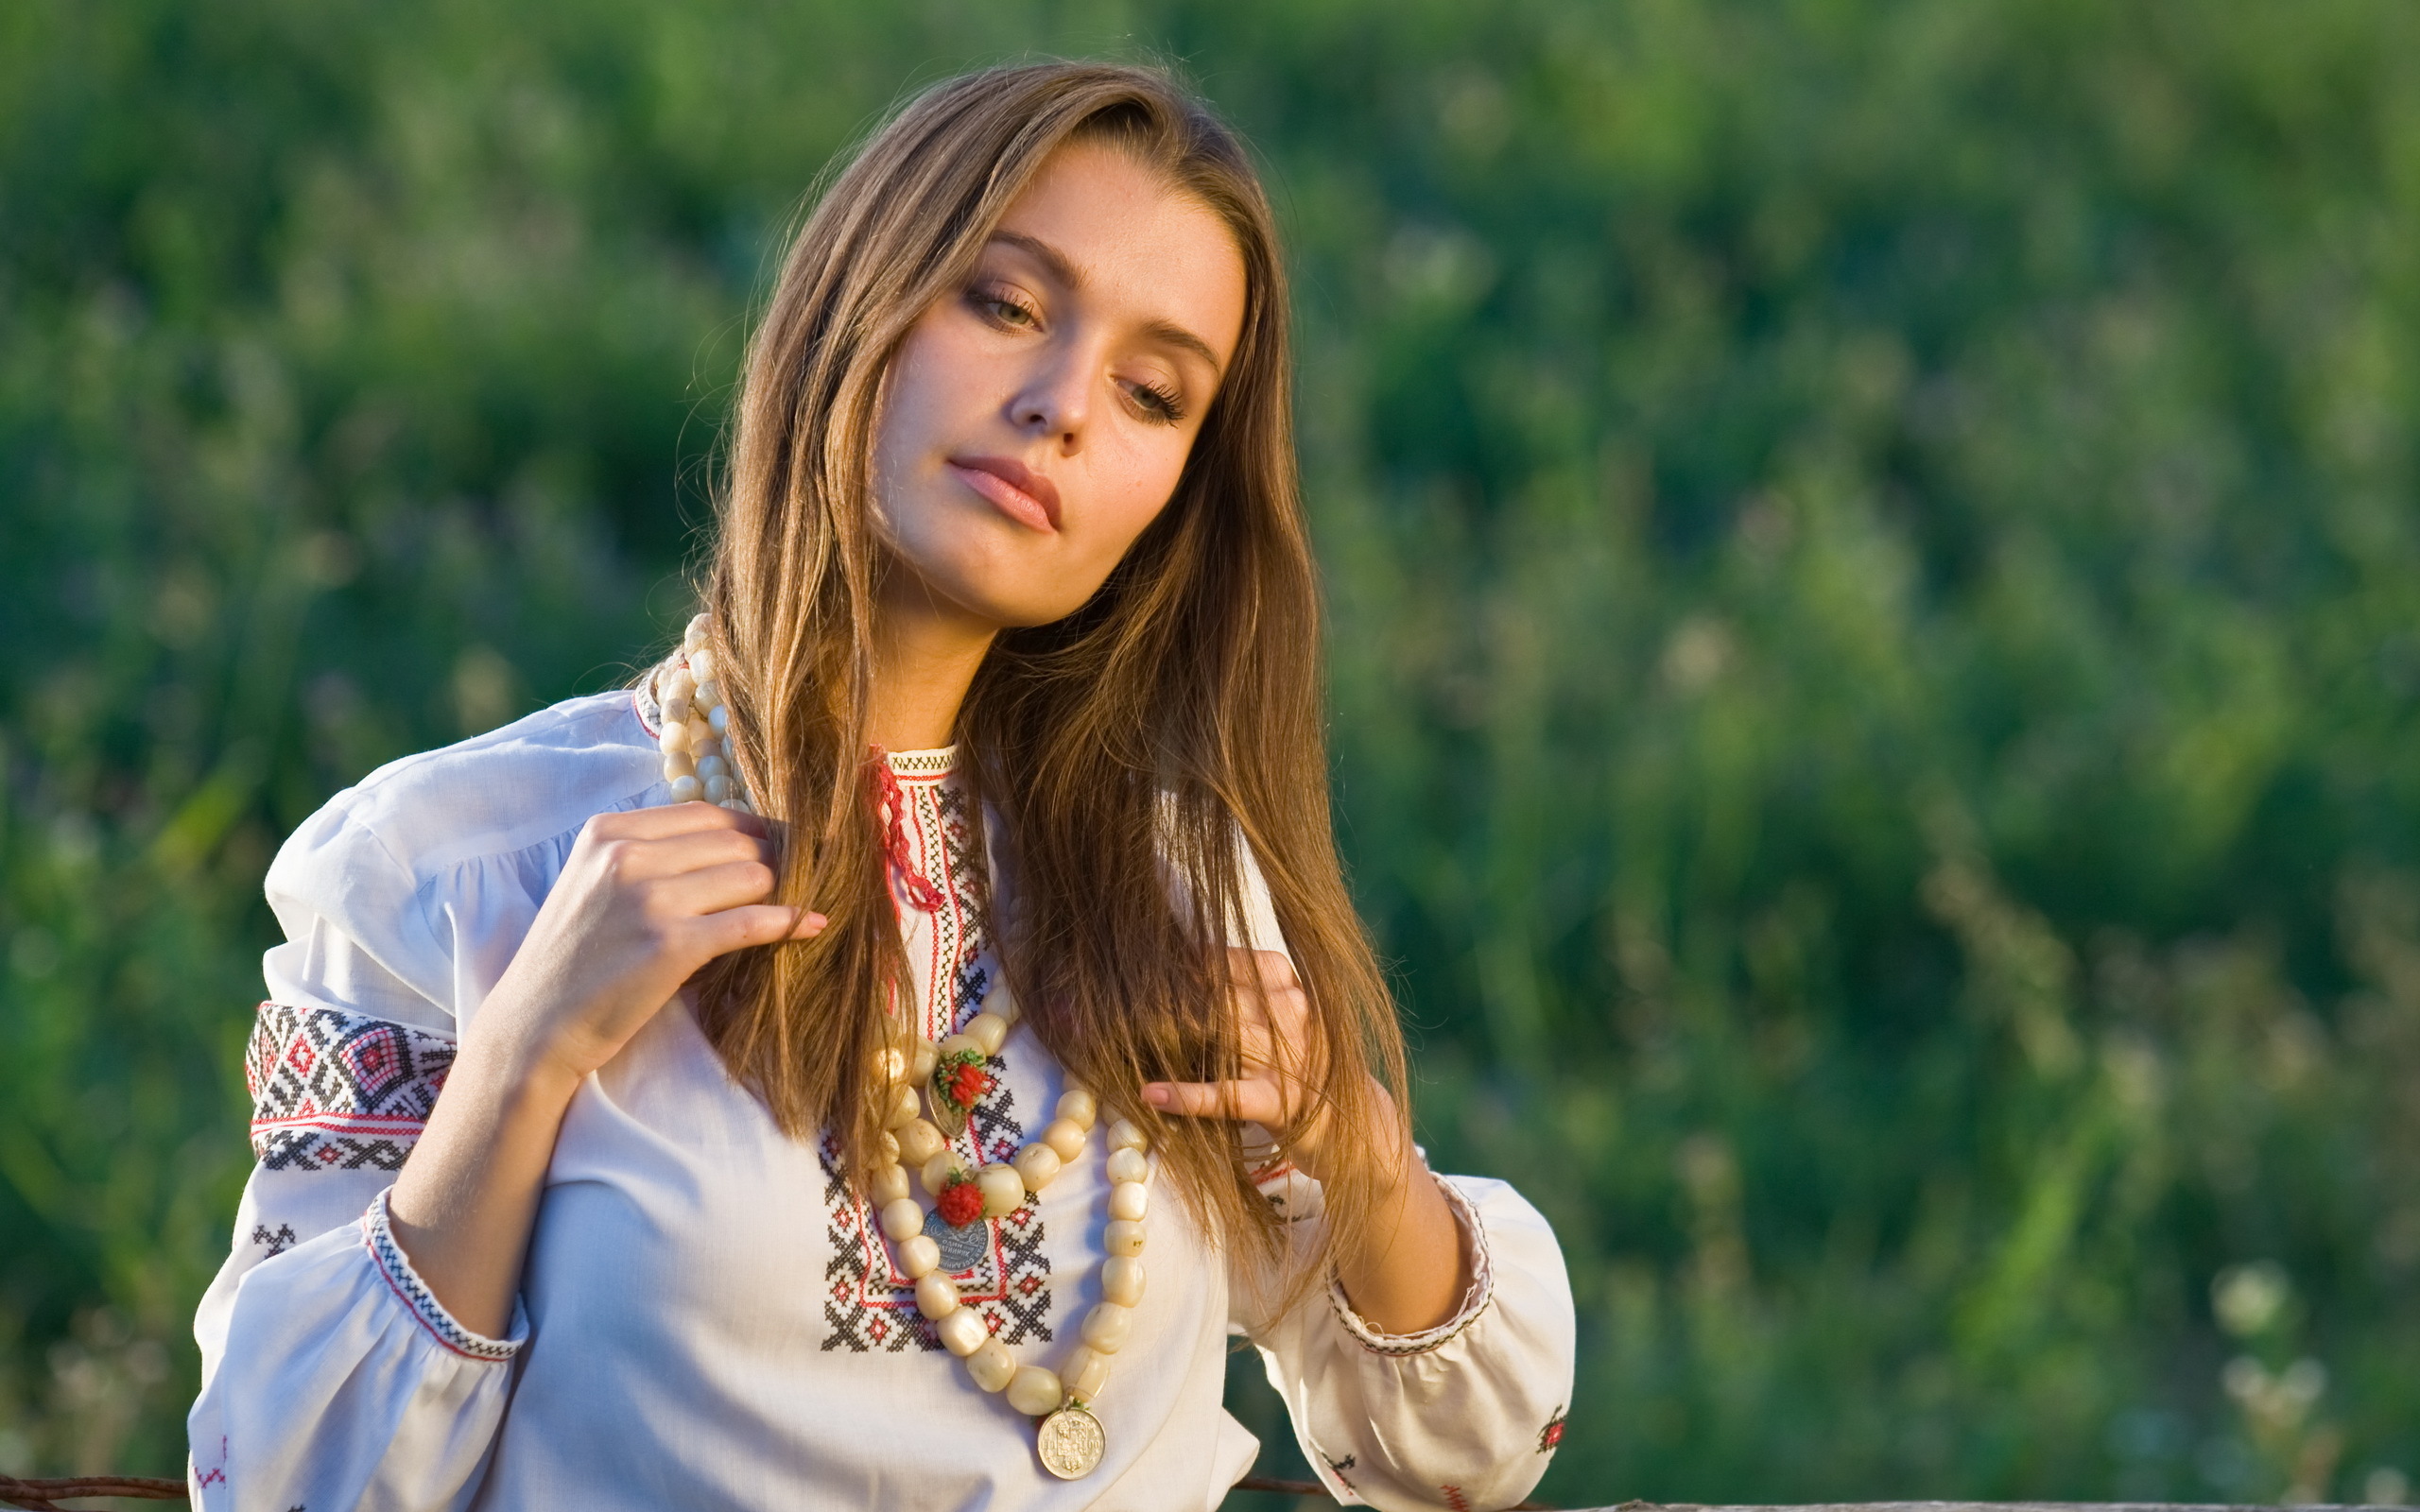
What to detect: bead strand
<box><xmin>656</xmin><ymin>612</ymin><xmax>752</xmax><ymax>812</ymax></box>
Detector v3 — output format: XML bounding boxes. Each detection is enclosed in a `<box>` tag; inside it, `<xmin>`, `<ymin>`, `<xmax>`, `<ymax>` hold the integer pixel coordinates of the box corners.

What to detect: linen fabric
<box><xmin>186</xmin><ymin>688</ymin><xmax>1575</xmax><ymax>1512</ymax></box>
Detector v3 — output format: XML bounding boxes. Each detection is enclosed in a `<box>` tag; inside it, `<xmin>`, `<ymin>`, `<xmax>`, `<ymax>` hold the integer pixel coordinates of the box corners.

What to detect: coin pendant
<box><xmin>1035</xmin><ymin>1401</ymin><xmax>1105</xmax><ymax>1480</ymax></box>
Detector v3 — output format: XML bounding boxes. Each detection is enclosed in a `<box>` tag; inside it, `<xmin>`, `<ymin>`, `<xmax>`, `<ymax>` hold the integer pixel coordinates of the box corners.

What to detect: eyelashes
<box><xmin>966</xmin><ymin>284</ymin><xmax>1188</xmax><ymax>427</ymax></box>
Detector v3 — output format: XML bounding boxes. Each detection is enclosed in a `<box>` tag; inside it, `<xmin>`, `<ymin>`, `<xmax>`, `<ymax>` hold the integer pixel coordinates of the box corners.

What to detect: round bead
<box><xmin>1103</xmin><ymin>1219</ymin><xmax>1147</xmax><ymax>1258</ymax></box>
<box><xmin>895</xmin><ymin>1234</ymin><xmax>940</xmax><ymax>1280</ymax></box>
<box><xmin>879</xmin><ymin>1198</ymin><xmax>925</xmax><ymax>1243</ymax></box>
<box><xmin>683</xmin><ymin>614</ymin><xmax>710</xmax><ymax>650</ymax></box>
<box><xmin>696</xmin><ymin>680</ymin><xmax>722</xmax><ymax>713</ymax></box>
<box><xmin>966</xmin><ymin>1338</ymin><xmax>1016</xmax><ymax>1393</ymax></box>
<box><xmin>1107</xmin><ymin>1118</ymin><xmax>1148</xmax><ymax>1153</ymax></box>
<box><xmin>922</xmin><ymin>1150</ymin><xmax>963</xmax><ymax>1195</ymax></box>
<box><xmin>687</xmin><ymin>713</ymin><xmax>714</xmax><ymax>746</ymax></box>
<box><xmin>666</xmin><ymin>774</ymin><xmax>702</xmax><ymax>804</ymax></box>
<box><xmin>982</xmin><ymin>983</ymin><xmax>1018</xmax><ymax>1024</ymax></box>
<box><xmin>883</xmin><ymin>1082</ymin><xmax>920</xmax><ymax>1130</ymax></box>
<box><xmin>869</xmin><ymin>1162</ymin><xmax>910</xmax><ymax>1205</ymax></box>
<box><xmin>1063</xmin><ymin>1345</ymin><xmax>1111</xmax><ymax>1403</ymax></box>
<box><xmin>1056</xmin><ymin>1089</ymin><xmax>1098</xmax><ymax>1129</ymax></box>
<box><xmin>660</xmin><ymin>721</ymin><xmax>693</xmax><ymax>754</ymax></box>
<box><xmin>1006</xmin><ymin>1365</ymin><xmax>1063</xmax><ymax>1417</ymax></box>
<box><xmin>1106</xmin><ymin>1147</ymin><xmax>1150</xmax><ymax>1186</ymax></box>
<box><xmin>874</xmin><ymin>1045</ymin><xmax>908</xmax><ymax>1084</ymax></box>
<box><xmin>666</xmin><ymin>666</ymin><xmax>698</xmax><ymax>701</ymax></box>
<box><xmin>689</xmin><ymin>648</ymin><xmax>717</xmax><ymax>684</ymax></box>
<box><xmin>914</xmin><ymin>1272</ymin><xmax>959</xmax><ymax>1319</ymax></box>
<box><xmin>703</xmin><ymin>775</ymin><xmax>732</xmax><ymax>804</ymax></box>
<box><xmin>661</xmin><ymin>751</ymin><xmax>696</xmax><ymax>782</ymax></box>
<box><xmin>1041</xmin><ymin>1119</ymin><xmax>1087</xmax><ymax>1162</ymax></box>
<box><xmin>877</xmin><ymin>1130</ymin><xmax>900</xmax><ymax>1163</ymax></box>
<box><xmin>1108</xmin><ymin>1182</ymin><xmax>1150</xmax><ymax>1223</ymax></box>
<box><xmin>709</xmin><ymin>703</ymin><xmax>730</xmax><ymax>735</ymax></box>
<box><xmin>1080</xmin><ymin>1303</ymin><xmax>1132</xmax><ymax>1354</ymax></box>
<box><xmin>662</xmin><ymin>694</ymin><xmax>692</xmax><ymax>728</ymax></box>
<box><xmin>936</xmin><ymin>1306</ymin><xmax>986</xmax><ymax>1357</ymax></box>
<box><xmin>696</xmin><ymin>754</ymin><xmax>730</xmax><ymax>782</ymax></box>
<box><xmin>964</xmin><ymin>1012</ymin><xmax>1010</xmax><ymax>1057</ymax></box>
<box><xmin>936</xmin><ymin>1032</ymin><xmax>980</xmax><ymax>1063</ymax></box>
<box><xmin>895</xmin><ymin>1120</ymin><xmax>945</xmax><ymax>1167</ymax></box>
<box><xmin>720</xmin><ymin>797</ymin><xmax>752</xmax><ymax>814</ymax></box>
<box><xmin>1011</xmin><ymin>1143</ymin><xmax>1063</xmax><ymax>1192</ymax></box>
<box><xmin>909</xmin><ymin>1039</ymin><xmax>940</xmax><ymax>1083</ymax></box>
<box><xmin>1102</xmin><ymin>1255</ymin><xmax>1146</xmax><ymax>1307</ymax></box>
<box><xmin>977</xmin><ymin>1163</ymin><xmax>1026</xmax><ymax>1218</ymax></box>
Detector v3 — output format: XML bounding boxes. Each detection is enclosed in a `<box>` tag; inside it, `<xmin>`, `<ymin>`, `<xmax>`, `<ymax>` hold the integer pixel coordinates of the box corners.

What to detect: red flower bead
<box><xmin>937</xmin><ymin>1177</ymin><xmax>984</xmax><ymax>1228</ymax></box>
<box><xmin>946</xmin><ymin>1061</ymin><xmax>991</xmax><ymax>1108</ymax></box>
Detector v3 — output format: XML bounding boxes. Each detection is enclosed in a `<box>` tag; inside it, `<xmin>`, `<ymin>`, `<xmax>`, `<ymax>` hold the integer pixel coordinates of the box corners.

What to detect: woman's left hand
<box><xmin>1141</xmin><ymin>946</ymin><xmax>1347</xmax><ymax>1179</ymax></box>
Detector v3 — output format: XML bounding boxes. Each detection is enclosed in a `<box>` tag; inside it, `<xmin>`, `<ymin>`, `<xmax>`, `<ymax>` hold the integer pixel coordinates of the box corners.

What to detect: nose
<box><xmin>1008</xmin><ymin>352</ymin><xmax>1089</xmax><ymax>453</ymax></box>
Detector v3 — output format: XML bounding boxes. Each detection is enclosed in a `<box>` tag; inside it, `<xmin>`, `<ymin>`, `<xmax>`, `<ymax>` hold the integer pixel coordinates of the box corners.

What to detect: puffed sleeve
<box><xmin>187</xmin><ymin>805</ymin><xmax>525</xmax><ymax>1511</ymax></box>
<box><xmin>1220</xmin><ymin>842</ymin><xmax>1578</xmax><ymax>1510</ymax></box>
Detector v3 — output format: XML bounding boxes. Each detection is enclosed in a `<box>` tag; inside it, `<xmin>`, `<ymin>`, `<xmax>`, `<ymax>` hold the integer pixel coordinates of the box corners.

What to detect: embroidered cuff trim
<box><xmin>247</xmin><ymin>1003</ymin><xmax>456</xmax><ymax>1170</ymax></box>
<box><xmin>360</xmin><ymin>1187</ymin><xmax>523</xmax><ymax>1363</ymax></box>
<box><xmin>1325</xmin><ymin>1173</ymin><xmax>1495</xmax><ymax>1357</ymax></box>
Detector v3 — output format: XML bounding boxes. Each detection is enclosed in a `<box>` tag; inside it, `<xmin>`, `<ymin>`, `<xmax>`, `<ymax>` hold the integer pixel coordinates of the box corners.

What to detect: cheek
<box><xmin>1082</xmin><ymin>436</ymin><xmax>1194</xmax><ymax>558</ymax></box>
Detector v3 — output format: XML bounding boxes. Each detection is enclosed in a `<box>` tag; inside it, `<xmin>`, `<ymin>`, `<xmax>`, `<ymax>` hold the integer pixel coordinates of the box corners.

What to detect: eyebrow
<box><xmin>986</xmin><ymin>230</ymin><xmax>1226</xmax><ymax>380</ymax></box>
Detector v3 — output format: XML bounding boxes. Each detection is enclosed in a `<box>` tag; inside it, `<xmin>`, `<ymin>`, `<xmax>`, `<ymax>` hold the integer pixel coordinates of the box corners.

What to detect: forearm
<box><xmin>1325</xmin><ymin>1086</ymin><xmax>1470</xmax><ymax>1334</ymax></box>
<box><xmin>387</xmin><ymin>1027</ymin><xmax>582</xmax><ymax>1339</ymax></box>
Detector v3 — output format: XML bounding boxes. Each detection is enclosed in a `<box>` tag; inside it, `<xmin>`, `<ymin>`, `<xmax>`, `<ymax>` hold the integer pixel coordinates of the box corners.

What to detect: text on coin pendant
<box><xmin>1036</xmin><ymin>1402</ymin><xmax>1106</xmax><ymax>1480</ymax></box>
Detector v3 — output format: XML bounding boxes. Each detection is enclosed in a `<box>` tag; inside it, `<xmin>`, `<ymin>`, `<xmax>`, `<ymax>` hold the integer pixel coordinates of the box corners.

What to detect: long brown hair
<box><xmin>693</xmin><ymin>60</ymin><xmax>1407</xmax><ymax>1286</ymax></box>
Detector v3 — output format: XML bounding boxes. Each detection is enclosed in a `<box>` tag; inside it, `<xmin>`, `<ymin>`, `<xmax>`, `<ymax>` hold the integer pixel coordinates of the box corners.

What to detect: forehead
<box><xmin>992</xmin><ymin>140</ymin><xmax>1248</xmax><ymax>369</ymax></box>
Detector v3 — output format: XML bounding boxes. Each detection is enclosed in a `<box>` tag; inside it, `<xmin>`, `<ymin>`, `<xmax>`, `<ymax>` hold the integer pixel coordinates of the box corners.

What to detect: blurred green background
<box><xmin>6</xmin><ymin>0</ymin><xmax>2420</xmax><ymax>1504</ymax></box>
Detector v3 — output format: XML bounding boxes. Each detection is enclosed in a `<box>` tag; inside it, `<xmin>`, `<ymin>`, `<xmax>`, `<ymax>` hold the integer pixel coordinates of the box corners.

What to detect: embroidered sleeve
<box><xmin>247</xmin><ymin>1001</ymin><xmax>455</xmax><ymax>1171</ymax></box>
<box><xmin>1323</xmin><ymin>1173</ymin><xmax>1495</xmax><ymax>1357</ymax></box>
<box><xmin>359</xmin><ymin>1186</ymin><xmax>523</xmax><ymax>1362</ymax></box>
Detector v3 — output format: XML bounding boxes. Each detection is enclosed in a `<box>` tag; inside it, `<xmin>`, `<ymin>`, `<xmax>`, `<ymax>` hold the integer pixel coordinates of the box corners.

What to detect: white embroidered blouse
<box><xmin>186</xmin><ymin>686</ymin><xmax>1575</xmax><ymax>1512</ymax></box>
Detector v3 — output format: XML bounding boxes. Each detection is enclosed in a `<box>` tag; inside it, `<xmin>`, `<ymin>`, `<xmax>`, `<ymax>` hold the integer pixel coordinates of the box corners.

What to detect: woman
<box><xmin>190</xmin><ymin>61</ymin><xmax>1573</xmax><ymax>1512</ymax></box>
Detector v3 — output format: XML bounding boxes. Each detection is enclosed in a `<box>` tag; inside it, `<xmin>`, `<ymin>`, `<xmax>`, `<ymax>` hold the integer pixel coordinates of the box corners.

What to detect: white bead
<box><xmin>1011</xmin><ymin>1143</ymin><xmax>1062</xmax><ymax>1192</ymax></box>
<box><xmin>1107</xmin><ymin>1118</ymin><xmax>1147</xmax><ymax>1153</ymax></box>
<box><xmin>909</xmin><ymin>1039</ymin><xmax>940</xmax><ymax>1082</ymax></box>
<box><xmin>689</xmin><ymin>647</ymin><xmax>717</xmax><ymax>683</ymax></box>
<box><xmin>686</xmin><ymin>713</ymin><xmax>713</xmax><ymax>747</ymax></box>
<box><xmin>1057</xmin><ymin>1089</ymin><xmax>1097</xmax><ymax>1129</ymax></box>
<box><xmin>1103</xmin><ymin>1219</ymin><xmax>1146</xmax><ymax>1257</ymax></box>
<box><xmin>874</xmin><ymin>1045</ymin><xmax>908</xmax><ymax>1084</ymax></box>
<box><xmin>877</xmin><ymin>1130</ymin><xmax>899</xmax><ymax>1162</ymax></box>
<box><xmin>666</xmin><ymin>666</ymin><xmax>698</xmax><ymax>701</ymax></box>
<box><xmin>1006</xmin><ymin>1365</ymin><xmax>1063</xmax><ymax>1417</ymax></box>
<box><xmin>977</xmin><ymin>1163</ymin><xmax>1026</xmax><ymax>1218</ymax></box>
<box><xmin>1106</xmin><ymin>1147</ymin><xmax>1149</xmax><ymax>1185</ymax></box>
<box><xmin>660</xmin><ymin>720</ymin><xmax>692</xmax><ymax>753</ymax></box>
<box><xmin>662</xmin><ymin>695</ymin><xmax>692</xmax><ymax>729</ymax></box>
<box><xmin>1109</xmin><ymin>1182</ymin><xmax>1149</xmax><ymax>1223</ymax></box>
<box><xmin>895</xmin><ymin>1120</ymin><xmax>945</xmax><ymax>1166</ymax></box>
<box><xmin>964</xmin><ymin>1013</ymin><xmax>1009</xmax><ymax>1057</ymax></box>
<box><xmin>703</xmin><ymin>775</ymin><xmax>732</xmax><ymax>804</ymax></box>
<box><xmin>922</xmin><ymin>1150</ymin><xmax>963</xmax><ymax>1195</ymax></box>
<box><xmin>697</xmin><ymin>754</ymin><xmax>730</xmax><ymax>782</ymax></box>
<box><xmin>683</xmin><ymin>614</ymin><xmax>710</xmax><ymax>650</ymax></box>
<box><xmin>1080</xmin><ymin>1303</ymin><xmax>1132</xmax><ymax>1353</ymax></box>
<box><xmin>896</xmin><ymin>1233</ymin><xmax>940</xmax><ymax>1279</ymax></box>
<box><xmin>879</xmin><ymin>1198</ymin><xmax>925</xmax><ymax>1242</ymax></box>
<box><xmin>965</xmin><ymin>1338</ymin><xmax>1015</xmax><ymax>1393</ymax></box>
<box><xmin>1102</xmin><ymin>1255</ymin><xmax>1146</xmax><ymax>1307</ymax></box>
<box><xmin>696</xmin><ymin>679</ymin><xmax>722</xmax><ymax>713</ymax></box>
<box><xmin>709</xmin><ymin>703</ymin><xmax>730</xmax><ymax>735</ymax></box>
<box><xmin>883</xmin><ymin>1082</ymin><xmax>920</xmax><ymax>1129</ymax></box>
<box><xmin>914</xmin><ymin>1272</ymin><xmax>959</xmax><ymax>1319</ymax></box>
<box><xmin>869</xmin><ymin>1162</ymin><xmax>909</xmax><ymax>1205</ymax></box>
<box><xmin>720</xmin><ymin>797</ymin><xmax>752</xmax><ymax>814</ymax></box>
<box><xmin>936</xmin><ymin>1306</ymin><xmax>986</xmax><ymax>1357</ymax></box>
<box><xmin>936</xmin><ymin>1032</ymin><xmax>980</xmax><ymax>1062</ymax></box>
<box><xmin>667</xmin><ymin>775</ymin><xmax>702</xmax><ymax>804</ymax></box>
<box><xmin>982</xmin><ymin>982</ymin><xmax>1018</xmax><ymax>1024</ymax></box>
<box><xmin>1041</xmin><ymin>1119</ymin><xmax>1086</xmax><ymax>1162</ymax></box>
<box><xmin>1062</xmin><ymin>1345</ymin><xmax>1111</xmax><ymax>1403</ymax></box>
<box><xmin>661</xmin><ymin>752</ymin><xmax>696</xmax><ymax>782</ymax></box>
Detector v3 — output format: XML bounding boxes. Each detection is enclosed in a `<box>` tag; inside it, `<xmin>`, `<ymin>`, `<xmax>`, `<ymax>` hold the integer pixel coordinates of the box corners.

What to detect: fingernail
<box><xmin>1143</xmin><ymin>1084</ymin><xmax>1170</xmax><ymax>1107</ymax></box>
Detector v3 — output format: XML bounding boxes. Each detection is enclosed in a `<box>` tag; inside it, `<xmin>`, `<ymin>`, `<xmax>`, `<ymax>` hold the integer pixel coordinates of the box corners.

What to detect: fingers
<box><xmin>1225</xmin><ymin>946</ymin><xmax>1300</xmax><ymax>993</ymax></box>
<box><xmin>590</xmin><ymin>799</ymin><xmax>770</xmax><ymax>842</ymax></box>
<box><xmin>705</xmin><ymin>902</ymin><xmax>828</xmax><ymax>954</ymax></box>
<box><xmin>584</xmin><ymin>821</ymin><xmax>775</xmax><ymax>885</ymax></box>
<box><xmin>1142</xmin><ymin>1077</ymin><xmax>1286</xmax><ymax>1125</ymax></box>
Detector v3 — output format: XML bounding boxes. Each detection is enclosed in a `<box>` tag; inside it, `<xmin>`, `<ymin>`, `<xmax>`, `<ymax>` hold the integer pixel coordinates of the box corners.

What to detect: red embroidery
<box><xmin>1443</xmin><ymin>1486</ymin><xmax>1471</xmax><ymax>1512</ymax></box>
<box><xmin>872</xmin><ymin>758</ymin><xmax>944</xmax><ymax>912</ymax></box>
<box><xmin>1539</xmin><ymin>1404</ymin><xmax>1567</xmax><ymax>1452</ymax></box>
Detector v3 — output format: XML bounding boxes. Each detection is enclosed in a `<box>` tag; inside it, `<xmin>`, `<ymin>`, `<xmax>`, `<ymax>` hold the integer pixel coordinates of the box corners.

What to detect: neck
<box><xmin>870</xmin><ymin>570</ymin><xmax>998</xmax><ymax>752</ymax></box>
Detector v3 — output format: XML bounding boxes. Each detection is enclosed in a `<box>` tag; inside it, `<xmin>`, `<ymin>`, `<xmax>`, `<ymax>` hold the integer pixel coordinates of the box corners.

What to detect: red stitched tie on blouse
<box><xmin>872</xmin><ymin>755</ymin><xmax>945</xmax><ymax>912</ymax></box>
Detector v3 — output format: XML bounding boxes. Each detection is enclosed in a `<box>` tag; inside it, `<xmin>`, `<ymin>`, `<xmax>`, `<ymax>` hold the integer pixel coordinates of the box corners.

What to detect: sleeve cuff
<box><xmin>1324</xmin><ymin>1172</ymin><xmax>1495</xmax><ymax>1357</ymax></box>
<box><xmin>359</xmin><ymin>1186</ymin><xmax>526</xmax><ymax>1363</ymax></box>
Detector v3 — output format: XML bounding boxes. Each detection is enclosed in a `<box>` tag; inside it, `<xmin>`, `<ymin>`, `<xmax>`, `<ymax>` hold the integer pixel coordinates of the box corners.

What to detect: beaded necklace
<box><xmin>648</xmin><ymin>614</ymin><xmax>1148</xmax><ymax>1480</ymax></box>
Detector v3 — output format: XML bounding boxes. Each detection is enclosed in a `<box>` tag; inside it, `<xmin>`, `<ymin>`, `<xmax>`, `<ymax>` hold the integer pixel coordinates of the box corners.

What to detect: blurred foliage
<box><xmin>4</xmin><ymin>0</ymin><xmax>2420</xmax><ymax>1503</ymax></box>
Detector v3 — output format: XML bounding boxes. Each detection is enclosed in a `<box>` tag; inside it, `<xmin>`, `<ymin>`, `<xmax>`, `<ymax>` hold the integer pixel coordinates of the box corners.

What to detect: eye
<box><xmin>970</xmin><ymin>284</ymin><xmax>1041</xmax><ymax>331</ymax></box>
<box><xmin>1122</xmin><ymin>377</ymin><xmax>1185</xmax><ymax>426</ymax></box>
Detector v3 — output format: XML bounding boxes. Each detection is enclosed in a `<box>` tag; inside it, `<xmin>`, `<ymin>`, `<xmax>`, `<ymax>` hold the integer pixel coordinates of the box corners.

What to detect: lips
<box><xmin>946</xmin><ymin>455</ymin><xmax>1061</xmax><ymax>533</ymax></box>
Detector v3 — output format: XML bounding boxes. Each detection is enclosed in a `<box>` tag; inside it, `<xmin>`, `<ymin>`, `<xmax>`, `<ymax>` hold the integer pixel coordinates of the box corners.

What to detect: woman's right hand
<box><xmin>468</xmin><ymin>800</ymin><xmax>825</xmax><ymax>1088</ymax></box>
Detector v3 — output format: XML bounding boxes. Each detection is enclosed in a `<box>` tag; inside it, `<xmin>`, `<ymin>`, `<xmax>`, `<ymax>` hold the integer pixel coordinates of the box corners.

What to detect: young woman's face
<box><xmin>871</xmin><ymin>140</ymin><xmax>1250</xmax><ymax>630</ymax></box>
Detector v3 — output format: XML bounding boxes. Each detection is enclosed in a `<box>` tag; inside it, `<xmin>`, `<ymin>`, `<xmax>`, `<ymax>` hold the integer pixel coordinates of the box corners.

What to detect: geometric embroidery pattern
<box><xmin>820</xmin><ymin>762</ymin><xmax>1052</xmax><ymax>1354</ymax></box>
<box><xmin>359</xmin><ymin>1187</ymin><xmax>519</xmax><ymax>1362</ymax></box>
<box><xmin>246</xmin><ymin>1001</ymin><xmax>455</xmax><ymax>1171</ymax></box>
